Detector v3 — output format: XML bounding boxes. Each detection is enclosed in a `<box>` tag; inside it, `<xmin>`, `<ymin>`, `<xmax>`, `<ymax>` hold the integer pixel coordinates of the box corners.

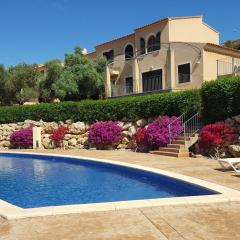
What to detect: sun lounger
<box><xmin>217</xmin><ymin>158</ymin><xmax>240</xmax><ymax>174</ymax></box>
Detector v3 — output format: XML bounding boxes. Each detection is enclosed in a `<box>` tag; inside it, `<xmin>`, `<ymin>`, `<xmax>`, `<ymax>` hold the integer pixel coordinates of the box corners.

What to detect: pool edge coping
<box><xmin>0</xmin><ymin>151</ymin><xmax>240</xmax><ymax>220</ymax></box>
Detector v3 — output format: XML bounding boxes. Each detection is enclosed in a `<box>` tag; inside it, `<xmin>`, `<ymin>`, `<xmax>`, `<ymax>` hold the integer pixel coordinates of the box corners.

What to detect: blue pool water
<box><xmin>0</xmin><ymin>153</ymin><xmax>218</xmax><ymax>208</ymax></box>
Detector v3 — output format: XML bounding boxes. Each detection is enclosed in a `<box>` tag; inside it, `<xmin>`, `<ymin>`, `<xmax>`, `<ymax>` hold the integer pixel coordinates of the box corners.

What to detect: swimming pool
<box><xmin>0</xmin><ymin>153</ymin><xmax>219</xmax><ymax>209</ymax></box>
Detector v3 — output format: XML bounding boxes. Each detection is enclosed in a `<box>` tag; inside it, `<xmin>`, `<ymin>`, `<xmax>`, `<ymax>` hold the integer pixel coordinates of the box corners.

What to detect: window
<box><xmin>103</xmin><ymin>50</ymin><xmax>114</xmax><ymax>62</ymax></box>
<box><xmin>155</xmin><ymin>32</ymin><xmax>161</xmax><ymax>51</ymax></box>
<box><xmin>125</xmin><ymin>44</ymin><xmax>134</xmax><ymax>60</ymax></box>
<box><xmin>140</xmin><ymin>38</ymin><xmax>146</xmax><ymax>55</ymax></box>
<box><xmin>142</xmin><ymin>69</ymin><xmax>162</xmax><ymax>92</ymax></box>
<box><xmin>125</xmin><ymin>77</ymin><xmax>133</xmax><ymax>94</ymax></box>
<box><xmin>178</xmin><ymin>63</ymin><xmax>191</xmax><ymax>83</ymax></box>
<box><xmin>147</xmin><ymin>35</ymin><xmax>155</xmax><ymax>53</ymax></box>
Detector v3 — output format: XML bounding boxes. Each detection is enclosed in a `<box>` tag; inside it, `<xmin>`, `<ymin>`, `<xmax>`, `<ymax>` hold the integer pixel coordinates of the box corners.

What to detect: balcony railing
<box><xmin>111</xmin><ymin>84</ymin><xmax>133</xmax><ymax>97</ymax></box>
<box><xmin>217</xmin><ymin>57</ymin><xmax>240</xmax><ymax>77</ymax></box>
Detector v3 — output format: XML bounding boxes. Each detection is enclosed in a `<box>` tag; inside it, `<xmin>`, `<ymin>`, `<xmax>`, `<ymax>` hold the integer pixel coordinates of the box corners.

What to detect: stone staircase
<box><xmin>150</xmin><ymin>134</ymin><xmax>198</xmax><ymax>157</ymax></box>
<box><xmin>150</xmin><ymin>112</ymin><xmax>200</xmax><ymax>158</ymax></box>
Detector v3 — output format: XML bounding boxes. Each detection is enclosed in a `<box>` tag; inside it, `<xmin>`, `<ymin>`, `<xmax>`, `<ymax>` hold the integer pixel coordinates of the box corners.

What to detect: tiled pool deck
<box><xmin>0</xmin><ymin>149</ymin><xmax>240</xmax><ymax>239</ymax></box>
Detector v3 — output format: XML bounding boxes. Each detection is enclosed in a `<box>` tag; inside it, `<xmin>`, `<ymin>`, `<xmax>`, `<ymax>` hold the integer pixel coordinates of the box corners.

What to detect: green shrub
<box><xmin>0</xmin><ymin>89</ymin><xmax>201</xmax><ymax>124</ymax></box>
<box><xmin>201</xmin><ymin>76</ymin><xmax>240</xmax><ymax>123</ymax></box>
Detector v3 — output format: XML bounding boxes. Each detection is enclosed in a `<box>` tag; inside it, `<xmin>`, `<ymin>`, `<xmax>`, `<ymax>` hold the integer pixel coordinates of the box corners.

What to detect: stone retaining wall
<box><xmin>0</xmin><ymin>118</ymin><xmax>149</xmax><ymax>150</ymax></box>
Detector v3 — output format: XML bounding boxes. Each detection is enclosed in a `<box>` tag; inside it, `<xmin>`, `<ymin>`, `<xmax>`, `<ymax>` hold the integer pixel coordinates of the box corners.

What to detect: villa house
<box><xmin>86</xmin><ymin>16</ymin><xmax>240</xmax><ymax>97</ymax></box>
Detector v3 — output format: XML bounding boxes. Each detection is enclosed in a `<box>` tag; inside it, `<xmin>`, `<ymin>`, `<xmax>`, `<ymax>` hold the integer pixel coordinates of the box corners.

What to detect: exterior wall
<box><xmin>203</xmin><ymin>51</ymin><xmax>231</xmax><ymax>81</ymax></box>
<box><xmin>168</xmin><ymin>17</ymin><xmax>219</xmax><ymax>44</ymax></box>
<box><xmin>134</xmin><ymin>20</ymin><xmax>168</xmax><ymax>53</ymax></box>
<box><xmin>173</xmin><ymin>43</ymin><xmax>204</xmax><ymax>90</ymax></box>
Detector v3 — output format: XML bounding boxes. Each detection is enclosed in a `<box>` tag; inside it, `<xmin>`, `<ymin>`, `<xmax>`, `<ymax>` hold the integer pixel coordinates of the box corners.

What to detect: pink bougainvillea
<box><xmin>10</xmin><ymin>125</ymin><xmax>34</xmax><ymax>149</ymax></box>
<box><xmin>88</xmin><ymin>121</ymin><xmax>122</xmax><ymax>149</ymax></box>
<box><xmin>144</xmin><ymin>116</ymin><xmax>182</xmax><ymax>150</ymax></box>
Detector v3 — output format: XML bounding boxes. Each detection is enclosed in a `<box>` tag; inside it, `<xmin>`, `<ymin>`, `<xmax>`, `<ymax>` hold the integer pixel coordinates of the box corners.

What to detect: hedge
<box><xmin>0</xmin><ymin>89</ymin><xmax>201</xmax><ymax>124</ymax></box>
<box><xmin>201</xmin><ymin>76</ymin><xmax>240</xmax><ymax>123</ymax></box>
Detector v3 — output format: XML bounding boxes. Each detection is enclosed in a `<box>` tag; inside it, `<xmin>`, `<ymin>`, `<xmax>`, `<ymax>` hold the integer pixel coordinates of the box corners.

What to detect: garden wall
<box><xmin>0</xmin><ymin>118</ymin><xmax>149</xmax><ymax>150</ymax></box>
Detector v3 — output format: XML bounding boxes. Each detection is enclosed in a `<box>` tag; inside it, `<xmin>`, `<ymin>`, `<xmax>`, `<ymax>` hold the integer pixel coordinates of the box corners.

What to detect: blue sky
<box><xmin>1</xmin><ymin>0</ymin><xmax>240</xmax><ymax>67</ymax></box>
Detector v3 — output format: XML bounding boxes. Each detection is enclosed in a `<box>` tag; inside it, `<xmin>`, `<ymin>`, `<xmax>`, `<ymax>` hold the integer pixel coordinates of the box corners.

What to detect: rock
<box><xmin>136</xmin><ymin>119</ymin><xmax>147</xmax><ymax>127</ymax></box>
<box><xmin>64</xmin><ymin>134</ymin><xmax>72</xmax><ymax>140</ymax></box>
<box><xmin>118</xmin><ymin>122</ymin><xmax>124</xmax><ymax>128</ymax></box>
<box><xmin>1</xmin><ymin>141</ymin><xmax>10</xmax><ymax>147</ymax></box>
<box><xmin>228</xmin><ymin>145</ymin><xmax>240</xmax><ymax>157</ymax></box>
<box><xmin>43</xmin><ymin>134</ymin><xmax>51</xmax><ymax>138</ymax></box>
<box><xmin>128</xmin><ymin>126</ymin><xmax>137</xmax><ymax>137</ymax></box>
<box><xmin>123</xmin><ymin>122</ymin><xmax>132</xmax><ymax>130</ymax></box>
<box><xmin>65</xmin><ymin>119</ymin><xmax>72</xmax><ymax>124</ymax></box>
<box><xmin>63</xmin><ymin>140</ymin><xmax>69</xmax><ymax>148</ymax></box>
<box><xmin>24</xmin><ymin>120</ymin><xmax>38</xmax><ymax>125</ymax></box>
<box><xmin>69</xmin><ymin>122</ymin><xmax>86</xmax><ymax>134</ymax></box>
<box><xmin>42</xmin><ymin>138</ymin><xmax>51</xmax><ymax>149</ymax></box>
<box><xmin>68</xmin><ymin>138</ymin><xmax>77</xmax><ymax>146</ymax></box>
<box><xmin>44</xmin><ymin>122</ymin><xmax>58</xmax><ymax>131</ymax></box>
<box><xmin>77</xmin><ymin>137</ymin><xmax>88</xmax><ymax>145</ymax></box>
<box><xmin>122</xmin><ymin>131</ymin><xmax>129</xmax><ymax>137</ymax></box>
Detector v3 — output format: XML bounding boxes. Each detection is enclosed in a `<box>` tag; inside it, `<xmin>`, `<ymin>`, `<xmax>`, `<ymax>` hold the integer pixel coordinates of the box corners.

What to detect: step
<box><xmin>150</xmin><ymin>151</ymin><xmax>190</xmax><ymax>158</ymax></box>
<box><xmin>159</xmin><ymin>147</ymin><xmax>189</xmax><ymax>153</ymax></box>
<box><xmin>167</xmin><ymin>144</ymin><xmax>185</xmax><ymax>149</ymax></box>
<box><xmin>175</xmin><ymin>136</ymin><xmax>191</xmax><ymax>141</ymax></box>
<box><xmin>172</xmin><ymin>140</ymin><xmax>186</xmax><ymax>145</ymax></box>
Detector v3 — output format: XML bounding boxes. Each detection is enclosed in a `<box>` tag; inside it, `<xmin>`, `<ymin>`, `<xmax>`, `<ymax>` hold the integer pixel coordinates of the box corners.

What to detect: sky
<box><xmin>1</xmin><ymin>0</ymin><xmax>240</xmax><ymax>67</ymax></box>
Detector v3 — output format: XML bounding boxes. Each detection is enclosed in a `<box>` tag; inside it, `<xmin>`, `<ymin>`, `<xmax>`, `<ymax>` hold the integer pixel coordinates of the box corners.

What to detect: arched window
<box><xmin>140</xmin><ymin>38</ymin><xmax>146</xmax><ymax>55</ymax></box>
<box><xmin>147</xmin><ymin>35</ymin><xmax>155</xmax><ymax>53</ymax></box>
<box><xmin>155</xmin><ymin>32</ymin><xmax>161</xmax><ymax>51</ymax></box>
<box><xmin>125</xmin><ymin>44</ymin><xmax>134</xmax><ymax>60</ymax></box>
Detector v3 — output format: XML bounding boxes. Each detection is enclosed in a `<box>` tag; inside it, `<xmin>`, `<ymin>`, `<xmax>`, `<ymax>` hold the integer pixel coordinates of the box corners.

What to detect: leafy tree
<box><xmin>52</xmin><ymin>69</ymin><xmax>79</xmax><ymax>100</ymax></box>
<box><xmin>53</xmin><ymin>47</ymin><xmax>106</xmax><ymax>101</ymax></box>
<box><xmin>224</xmin><ymin>40</ymin><xmax>234</xmax><ymax>48</ymax></box>
<box><xmin>5</xmin><ymin>63</ymin><xmax>39</xmax><ymax>104</ymax></box>
<box><xmin>38</xmin><ymin>59</ymin><xmax>63</xmax><ymax>102</ymax></box>
<box><xmin>0</xmin><ymin>65</ymin><xmax>7</xmax><ymax>104</ymax></box>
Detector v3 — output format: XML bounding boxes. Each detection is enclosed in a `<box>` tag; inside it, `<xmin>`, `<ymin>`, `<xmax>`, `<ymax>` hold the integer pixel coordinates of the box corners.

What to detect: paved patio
<box><xmin>0</xmin><ymin>150</ymin><xmax>240</xmax><ymax>239</ymax></box>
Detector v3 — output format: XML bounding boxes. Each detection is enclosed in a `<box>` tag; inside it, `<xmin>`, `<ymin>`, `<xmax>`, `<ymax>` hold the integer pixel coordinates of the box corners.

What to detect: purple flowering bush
<box><xmin>10</xmin><ymin>126</ymin><xmax>33</xmax><ymax>149</ymax></box>
<box><xmin>144</xmin><ymin>116</ymin><xmax>182</xmax><ymax>150</ymax></box>
<box><xmin>88</xmin><ymin>121</ymin><xmax>122</xmax><ymax>150</ymax></box>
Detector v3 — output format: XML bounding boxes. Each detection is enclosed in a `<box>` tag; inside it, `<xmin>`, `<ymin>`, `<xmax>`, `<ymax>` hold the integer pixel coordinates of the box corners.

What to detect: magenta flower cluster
<box><xmin>10</xmin><ymin>126</ymin><xmax>33</xmax><ymax>149</ymax></box>
<box><xmin>89</xmin><ymin>121</ymin><xmax>122</xmax><ymax>146</ymax></box>
<box><xmin>144</xmin><ymin>116</ymin><xmax>182</xmax><ymax>149</ymax></box>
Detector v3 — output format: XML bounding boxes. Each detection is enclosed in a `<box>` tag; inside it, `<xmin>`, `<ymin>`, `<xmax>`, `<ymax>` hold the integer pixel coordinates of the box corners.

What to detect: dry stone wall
<box><xmin>0</xmin><ymin>118</ymin><xmax>149</xmax><ymax>150</ymax></box>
